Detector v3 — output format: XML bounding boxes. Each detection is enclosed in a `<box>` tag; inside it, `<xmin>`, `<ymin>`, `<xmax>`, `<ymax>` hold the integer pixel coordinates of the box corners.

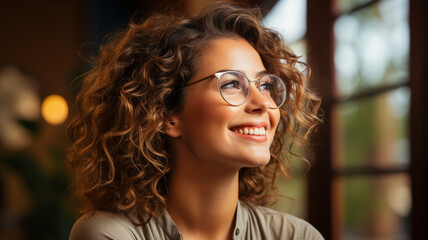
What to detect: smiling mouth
<box><xmin>231</xmin><ymin>127</ymin><xmax>266</xmax><ymax>136</ymax></box>
<box><xmin>229</xmin><ymin>126</ymin><xmax>268</xmax><ymax>142</ymax></box>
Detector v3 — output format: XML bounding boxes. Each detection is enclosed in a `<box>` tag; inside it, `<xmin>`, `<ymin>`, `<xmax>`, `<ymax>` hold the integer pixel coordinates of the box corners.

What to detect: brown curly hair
<box><xmin>66</xmin><ymin>2</ymin><xmax>321</xmax><ymax>225</ymax></box>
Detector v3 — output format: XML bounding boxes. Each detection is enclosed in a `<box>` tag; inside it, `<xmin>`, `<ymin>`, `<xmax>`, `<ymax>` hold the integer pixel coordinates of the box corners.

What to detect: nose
<box><xmin>244</xmin><ymin>82</ymin><xmax>270</xmax><ymax>113</ymax></box>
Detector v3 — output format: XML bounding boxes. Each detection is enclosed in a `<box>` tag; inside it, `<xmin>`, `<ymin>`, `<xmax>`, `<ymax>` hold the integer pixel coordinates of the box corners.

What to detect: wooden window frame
<box><xmin>305</xmin><ymin>0</ymin><xmax>428</xmax><ymax>239</ymax></box>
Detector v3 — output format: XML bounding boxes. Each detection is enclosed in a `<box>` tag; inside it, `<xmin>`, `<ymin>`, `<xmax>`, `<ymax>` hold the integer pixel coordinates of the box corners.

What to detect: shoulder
<box><xmin>69</xmin><ymin>211</ymin><xmax>139</xmax><ymax>240</ymax></box>
<box><xmin>242</xmin><ymin>202</ymin><xmax>324</xmax><ymax>240</ymax></box>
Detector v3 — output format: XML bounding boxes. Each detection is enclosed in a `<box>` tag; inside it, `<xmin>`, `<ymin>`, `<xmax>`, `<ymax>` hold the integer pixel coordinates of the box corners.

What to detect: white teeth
<box><xmin>233</xmin><ymin>127</ymin><xmax>266</xmax><ymax>136</ymax></box>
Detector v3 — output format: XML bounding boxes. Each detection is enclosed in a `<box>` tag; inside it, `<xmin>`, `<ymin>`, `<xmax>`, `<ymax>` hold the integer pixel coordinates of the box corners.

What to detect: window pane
<box><xmin>333</xmin><ymin>173</ymin><xmax>411</xmax><ymax>239</ymax></box>
<box><xmin>263</xmin><ymin>0</ymin><xmax>307</xmax><ymax>43</ymax></box>
<box><xmin>273</xmin><ymin>145</ymin><xmax>309</xmax><ymax>220</ymax></box>
<box><xmin>334</xmin><ymin>0</ymin><xmax>372</xmax><ymax>14</ymax></box>
<box><xmin>334</xmin><ymin>0</ymin><xmax>409</xmax><ymax>97</ymax></box>
<box><xmin>333</xmin><ymin>87</ymin><xmax>410</xmax><ymax>169</ymax></box>
<box><xmin>273</xmin><ymin>177</ymin><xmax>307</xmax><ymax>219</ymax></box>
<box><xmin>289</xmin><ymin>39</ymin><xmax>308</xmax><ymax>63</ymax></box>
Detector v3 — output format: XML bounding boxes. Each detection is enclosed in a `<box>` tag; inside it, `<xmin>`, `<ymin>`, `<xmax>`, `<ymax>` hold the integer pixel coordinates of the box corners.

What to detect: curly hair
<box><xmin>66</xmin><ymin>2</ymin><xmax>321</xmax><ymax>225</ymax></box>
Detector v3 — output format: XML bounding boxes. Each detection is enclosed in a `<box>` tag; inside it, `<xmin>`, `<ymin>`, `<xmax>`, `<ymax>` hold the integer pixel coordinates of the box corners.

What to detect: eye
<box><xmin>260</xmin><ymin>76</ymin><xmax>273</xmax><ymax>91</ymax></box>
<box><xmin>260</xmin><ymin>82</ymin><xmax>273</xmax><ymax>91</ymax></box>
<box><xmin>221</xmin><ymin>80</ymin><xmax>242</xmax><ymax>90</ymax></box>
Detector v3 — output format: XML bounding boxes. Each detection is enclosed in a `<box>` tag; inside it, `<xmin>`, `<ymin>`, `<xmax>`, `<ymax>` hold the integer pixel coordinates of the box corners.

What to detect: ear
<box><xmin>165</xmin><ymin>114</ymin><xmax>183</xmax><ymax>138</ymax></box>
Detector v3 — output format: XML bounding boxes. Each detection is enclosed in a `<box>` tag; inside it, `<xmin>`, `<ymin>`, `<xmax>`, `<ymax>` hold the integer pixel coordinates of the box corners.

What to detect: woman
<box><xmin>67</xmin><ymin>2</ymin><xmax>323</xmax><ymax>239</ymax></box>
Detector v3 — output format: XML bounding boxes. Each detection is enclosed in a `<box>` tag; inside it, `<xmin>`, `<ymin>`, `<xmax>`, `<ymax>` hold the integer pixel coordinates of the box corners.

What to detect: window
<box><xmin>304</xmin><ymin>0</ymin><xmax>427</xmax><ymax>239</ymax></box>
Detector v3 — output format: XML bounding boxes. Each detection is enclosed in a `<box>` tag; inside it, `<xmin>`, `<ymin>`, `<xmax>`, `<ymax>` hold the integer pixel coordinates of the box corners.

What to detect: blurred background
<box><xmin>0</xmin><ymin>0</ymin><xmax>426</xmax><ymax>239</ymax></box>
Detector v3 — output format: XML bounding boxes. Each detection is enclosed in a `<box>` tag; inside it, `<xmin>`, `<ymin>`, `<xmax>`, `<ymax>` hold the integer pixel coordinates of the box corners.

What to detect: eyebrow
<box><xmin>185</xmin><ymin>69</ymin><xmax>269</xmax><ymax>87</ymax></box>
<box><xmin>216</xmin><ymin>69</ymin><xmax>269</xmax><ymax>79</ymax></box>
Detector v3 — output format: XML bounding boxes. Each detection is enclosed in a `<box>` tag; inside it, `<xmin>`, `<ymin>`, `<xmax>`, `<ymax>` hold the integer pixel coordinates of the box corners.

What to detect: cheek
<box><xmin>179</xmin><ymin>97</ymin><xmax>240</xmax><ymax>162</ymax></box>
<box><xmin>181</xmin><ymin>90</ymin><xmax>236</xmax><ymax>137</ymax></box>
<box><xmin>269</xmin><ymin>109</ymin><xmax>281</xmax><ymax>142</ymax></box>
<box><xmin>185</xmin><ymin>105</ymin><xmax>235</xmax><ymax>135</ymax></box>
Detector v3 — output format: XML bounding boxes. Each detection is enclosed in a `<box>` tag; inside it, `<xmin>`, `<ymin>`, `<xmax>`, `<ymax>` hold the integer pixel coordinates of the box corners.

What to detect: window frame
<box><xmin>305</xmin><ymin>0</ymin><xmax>428</xmax><ymax>239</ymax></box>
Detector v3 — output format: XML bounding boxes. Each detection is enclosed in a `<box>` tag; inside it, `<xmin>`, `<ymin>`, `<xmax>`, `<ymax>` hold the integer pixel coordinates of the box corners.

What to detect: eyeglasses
<box><xmin>185</xmin><ymin>70</ymin><xmax>287</xmax><ymax>109</ymax></box>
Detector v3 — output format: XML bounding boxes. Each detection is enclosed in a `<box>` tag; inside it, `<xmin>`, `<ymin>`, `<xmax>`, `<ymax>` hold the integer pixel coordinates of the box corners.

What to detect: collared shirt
<box><xmin>69</xmin><ymin>200</ymin><xmax>324</xmax><ymax>239</ymax></box>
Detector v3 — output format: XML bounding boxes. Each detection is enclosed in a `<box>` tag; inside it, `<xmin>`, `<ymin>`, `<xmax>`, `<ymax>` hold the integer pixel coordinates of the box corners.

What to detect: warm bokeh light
<box><xmin>41</xmin><ymin>94</ymin><xmax>68</xmax><ymax>125</ymax></box>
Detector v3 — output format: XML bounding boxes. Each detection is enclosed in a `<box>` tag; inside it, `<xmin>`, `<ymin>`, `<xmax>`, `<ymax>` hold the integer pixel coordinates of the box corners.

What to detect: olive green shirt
<box><xmin>69</xmin><ymin>200</ymin><xmax>324</xmax><ymax>240</ymax></box>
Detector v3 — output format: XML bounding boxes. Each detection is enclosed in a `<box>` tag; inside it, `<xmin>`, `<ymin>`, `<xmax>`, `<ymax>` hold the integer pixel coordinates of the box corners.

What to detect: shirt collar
<box><xmin>156</xmin><ymin>209</ymin><xmax>183</xmax><ymax>239</ymax></box>
<box><xmin>157</xmin><ymin>200</ymin><xmax>248</xmax><ymax>240</ymax></box>
<box><xmin>233</xmin><ymin>200</ymin><xmax>247</xmax><ymax>240</ymax></box>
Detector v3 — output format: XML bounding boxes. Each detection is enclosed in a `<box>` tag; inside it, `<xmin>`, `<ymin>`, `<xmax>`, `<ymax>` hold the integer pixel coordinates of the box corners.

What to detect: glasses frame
<box><xmin>184</xmin><ymin>70</ymin><xmax>286</xmax><ymax>109</ymax></box>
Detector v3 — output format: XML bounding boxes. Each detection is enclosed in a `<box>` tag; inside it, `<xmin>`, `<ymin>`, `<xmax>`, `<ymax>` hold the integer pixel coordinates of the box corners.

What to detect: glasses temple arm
<box><xmin>184</xmin><ymin>74</ymin><xmax>215</xmax><ymax>87</ymax></box>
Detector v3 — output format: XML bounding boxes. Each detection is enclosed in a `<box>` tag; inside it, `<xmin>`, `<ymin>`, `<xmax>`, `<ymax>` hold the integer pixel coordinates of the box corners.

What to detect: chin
<box><xmin>242</xmin><ymin>154</ymin><xmax>271</xmax><ymax>168</ymax></box>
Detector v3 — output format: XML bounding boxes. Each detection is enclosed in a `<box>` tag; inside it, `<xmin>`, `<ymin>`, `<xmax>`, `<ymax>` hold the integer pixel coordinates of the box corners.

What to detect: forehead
<box><xmin>192</xmin><ymin>37</ymin><xmax>266</xmax><ymax>80</ymax></box>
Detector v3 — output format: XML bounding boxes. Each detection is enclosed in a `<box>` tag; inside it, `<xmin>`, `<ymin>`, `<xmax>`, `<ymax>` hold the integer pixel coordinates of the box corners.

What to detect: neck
<box><xmin>167</xmin><ymin>158</ymin><xmax>239</xmax><ymax>240</ymax></box>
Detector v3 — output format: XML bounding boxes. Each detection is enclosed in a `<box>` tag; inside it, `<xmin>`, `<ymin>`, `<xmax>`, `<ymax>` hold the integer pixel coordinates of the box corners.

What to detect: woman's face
<box><xmin>171</xmin><ymin>37</ymin><xmax>280</xmax><ymax>169</ymax></box>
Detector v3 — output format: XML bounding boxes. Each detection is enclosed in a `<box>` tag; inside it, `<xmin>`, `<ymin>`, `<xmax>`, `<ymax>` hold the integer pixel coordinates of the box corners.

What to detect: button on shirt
<box><xmin>70</xmin><ymin>200</ymin><xmax>324</xmax><ymax>240</ymax></box>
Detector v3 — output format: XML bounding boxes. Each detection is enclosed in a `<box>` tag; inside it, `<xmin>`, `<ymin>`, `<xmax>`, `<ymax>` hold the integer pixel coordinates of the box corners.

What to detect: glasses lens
<box><xmin>260</xmin><ymin>74</ymin><xmax>286</xmax><ymax>108</ymax></box>
<box><xmin>218</xmin><ymin>71</ymin><xmax>248</xmax><ymax>106</ymax></box>
<box><xmin>217</xmin><ymin>71</ymin><xmax>286</xmax><ymax>108</ymax></box>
